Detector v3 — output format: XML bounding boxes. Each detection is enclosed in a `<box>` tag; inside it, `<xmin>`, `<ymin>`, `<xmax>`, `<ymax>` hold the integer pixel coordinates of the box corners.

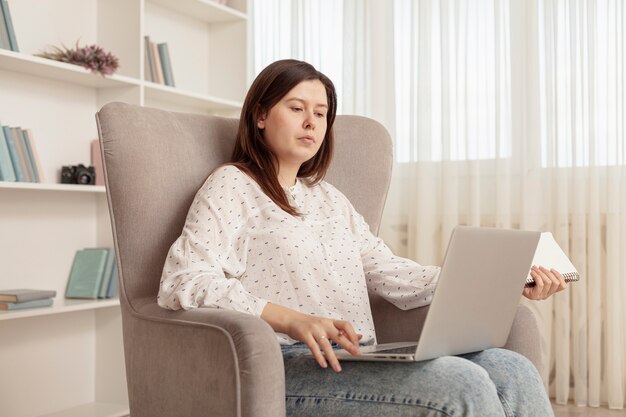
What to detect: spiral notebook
<box><xmin>525</xmin><ymin>232</ymin><xmax>580</xmax><ymax>288</ymax></box>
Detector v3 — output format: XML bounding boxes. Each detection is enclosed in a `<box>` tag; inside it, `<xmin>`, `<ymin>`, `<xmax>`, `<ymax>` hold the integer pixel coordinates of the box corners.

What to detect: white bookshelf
<box><xmin>0</xmin><ymin>181</ymin><xmax>106</xmax><ymax>193</ymax></box>
<box><xmin>0</xmin><ymin>299</ymin><xmax>120</xmax><ymax>321</ymax></box>
<box><xmin>0</xmin><ymin>49</ymin><xmax>142</xmax><ymax>88</ymax></box>
<box><xmin>40</xmin><ymin>402</ymin><xmax>129</xmax><ymax>417</ymax></box>
<box><xmin>0</xmin><ymin>1</ymin><xmax>248</xmax><ymax>416</ymax></box>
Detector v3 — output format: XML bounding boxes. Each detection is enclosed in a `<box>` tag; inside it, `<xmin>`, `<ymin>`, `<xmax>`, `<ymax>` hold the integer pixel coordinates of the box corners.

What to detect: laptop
<box><xmin>335</xmin><ymin>226</ymin><xmax>541</xmax><ymax>362</ymax></box>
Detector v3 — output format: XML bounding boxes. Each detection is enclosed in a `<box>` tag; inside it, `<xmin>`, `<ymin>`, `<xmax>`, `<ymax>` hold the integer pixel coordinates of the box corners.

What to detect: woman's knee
<box><xmin>466</xmin><ymin>348</ymin><xmax>543</xmax><ymax>387</ymax></box>
<box><xmin>464</xmin><ymin>348</ymin><xmax>553</xmax><ymax>417</ymax></box>
<box><xmin>423</xmin><ymin>356</ymin><xmax>506</xmax><ymax>417</ymax></box>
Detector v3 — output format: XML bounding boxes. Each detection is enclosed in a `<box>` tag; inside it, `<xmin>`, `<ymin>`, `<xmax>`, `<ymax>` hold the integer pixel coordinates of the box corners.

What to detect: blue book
<box><xmin>21</xmin><ymin>129</ymin><xmax>40</xmax><ymax>182</ymax></box>
<box><xmin>98</xmin><ymin>249</ymin><xmax>115</xmax><ymax>299</ymax></box>
<box><xmin>106</xmin><ymin>261</ymin><xmax>118</xmax><ymax>298</ymax></box>
<box><xmin>65</xmin><ymin>248</ymin><xmax>110</xmax><ymax>299</ymax></box>
<box><xmin>2</xmin><ymin>125</ymin><xmax>23</xmax><ymax>181</ymax></box>
<box><xmin>0</xmin><ymin>124</ymin><xmax>16</xmax><ymax>181</ymax></box>
<box><xmin>158</xmin><ymin>43</ymin><xmax>175</xmax><ymax>87</ymax></box>
<box><xmin>0</xmin><ymin>1</ymin><xmax>10</xmax><ymax>50</ymax></box>
<box><xmin>0</xmin><ymin>298</ymin><xmax>53</xmax><ymax>310</ymax></box>
<box><xmin>0</xmin><ymin>289</ymin><xmax>56</xmax><ymax>302</ymax></box>
<box><xmin>0</xmin><ymin>0</ymin><xmax>18</xmax><ymax>52</ymax></box>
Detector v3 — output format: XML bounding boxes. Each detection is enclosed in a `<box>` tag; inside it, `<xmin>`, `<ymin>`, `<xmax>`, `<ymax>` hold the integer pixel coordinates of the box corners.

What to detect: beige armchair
<box><xmin>96</xmin><ymin>102</ymin><xmax>543</xmax><ymax>417</ymax></box>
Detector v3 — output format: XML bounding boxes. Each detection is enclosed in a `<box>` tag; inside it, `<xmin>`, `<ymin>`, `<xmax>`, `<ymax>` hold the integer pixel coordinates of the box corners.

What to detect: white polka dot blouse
<box><xmin>158</xmin><ymin>165</ymin><xmax>440</xmax><ymax>345</ymax></box>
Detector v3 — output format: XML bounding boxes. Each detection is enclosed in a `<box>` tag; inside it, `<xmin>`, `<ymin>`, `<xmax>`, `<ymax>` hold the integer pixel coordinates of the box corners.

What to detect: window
<box><xmin>393</xmin><ymin>0</ymin><xmax>512</xmax><ymax>163</ymax></box>
<box><xmin>251</xmin><ymin>0</ymin><xmax>345</xmax><ymax>112</ymax></box>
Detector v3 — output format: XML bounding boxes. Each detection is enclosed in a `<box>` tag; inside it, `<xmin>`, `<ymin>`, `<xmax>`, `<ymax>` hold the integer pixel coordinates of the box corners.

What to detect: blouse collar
<box><xmin>282</xmin><ymin>177</ymin><xmax>302</xmax><ymax>195</ymax></box>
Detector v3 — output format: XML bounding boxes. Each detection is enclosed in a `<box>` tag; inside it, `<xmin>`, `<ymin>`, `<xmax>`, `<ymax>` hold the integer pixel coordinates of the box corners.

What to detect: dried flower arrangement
<box><xmin>35</xmin><ymin>42</ymin><xmax>119</xmax><ymax>76</ymax></box>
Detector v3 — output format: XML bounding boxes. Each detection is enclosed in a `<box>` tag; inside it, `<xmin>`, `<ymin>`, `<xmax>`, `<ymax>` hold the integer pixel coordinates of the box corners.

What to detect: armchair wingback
<box><xmin>96</xmin><ymin>102</ymin><xmax>542</xmax><ymax>417</ymax></box>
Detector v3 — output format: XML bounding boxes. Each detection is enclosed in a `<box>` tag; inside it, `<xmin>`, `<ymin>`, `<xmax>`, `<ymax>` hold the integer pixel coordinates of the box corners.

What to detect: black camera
<box><xmin>61</xmin><ymin>164</ymin><xmax>96</xmax><ymax>185</ymax></box>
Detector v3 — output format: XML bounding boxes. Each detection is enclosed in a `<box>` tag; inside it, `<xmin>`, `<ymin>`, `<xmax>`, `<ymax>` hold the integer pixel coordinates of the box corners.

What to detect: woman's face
<box><xmin>257</xmin><ymin>79</ymin><xmax>328</xmax><ymax>172</ymax></box>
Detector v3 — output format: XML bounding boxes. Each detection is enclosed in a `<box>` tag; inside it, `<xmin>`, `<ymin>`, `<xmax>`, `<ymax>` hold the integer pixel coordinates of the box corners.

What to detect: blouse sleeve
<box><xmin>335</xmin><ymin>190</ymin><xmax>440</xmax><ymax>310</ymax></box>
<box><xmin>157</xmin><ymin>166</ymin><xmax>268</xmax><ymax>316</ymax></box>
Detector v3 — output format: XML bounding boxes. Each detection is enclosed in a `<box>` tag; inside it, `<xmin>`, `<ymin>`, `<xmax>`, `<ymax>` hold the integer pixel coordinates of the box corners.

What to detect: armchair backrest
<box><xmin>96</xmin><ymin>102</ymin><xmax>393</xmax><ymax>312</ymax></box>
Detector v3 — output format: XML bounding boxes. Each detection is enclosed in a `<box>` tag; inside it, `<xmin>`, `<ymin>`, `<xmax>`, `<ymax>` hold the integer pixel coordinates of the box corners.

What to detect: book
<box><xmin>0</xmin><ymin>289</ymin><xmax>57</xmax><ymax>302</ymax></box>
<box><xmin>0</xmin><ymin>1</ymin><xmax>10</xmax><ymax>50</ymax></box>
<box><xmin>151</xmin><ymin>41</ymin><xmax>164</xmax><ymax>84</ymax></box>
<box><xmin>0</xmin><ymin>123</ymin><xmax>16</xmax><ymax>181</ymax></box>
<box><xmin>144</xmin><ymin>36</ymin><xmax>156</xmax><ymax>82</ymax></box>
<box><xmin>65</xmin><ymin>248</ymin><xmax>110</xmax><ymax>299</ymax></box>
<box><xmin>98</xmin><ymin>249</ymin><xmax>115</xmax><ymax>298</ymax></box>
<box><xmin>10</xmin><ymin>126</ymin><xmax>31</xmax><ymax>182</ymax></box>
<box><xmin>21</xmin><ymin>129</ymin><xmax>40</xmax><ymax>182</ymax></box>
<box><xmin>90</xmin><ymin>139</ymin><xmax>104</xmax><ymax>185</ymax></box>
<box><xmin>525</xmin><ymin>232</ymin><xmax>580</xmax><ymax>287</ymax></box>
<box><xmin>0</xmin><ymin>298</ymin><xmax>53</xmax><ymax>310</ymax></box>
<box><xmin>14</xmin><ymin>127</ymin><xmax>36</xmax><ymax>182</ymax></box>
<box><xmin>106</xmin><ymin>261</ymin><xmax>118</xmax><ymax>298</ymax></box>
<box><xmin>2</xmin><ymin>125</ymin><xmax>23</xmax><ymax>181</ymax></box>
<box><xmin>144</xmin><ymin>43</ymin><xmax>151</xmax><ymax>81</ymax></box>
<box><xmin>23</xmin><ymin>129</ymin><xmax>44</xmax><ymax>182</ymax></box>
<box><xmin>0</xmin><ymin>0</ymin><xmax>19</xmax><ymax>52</ymax></box>
<box><xmin>158</xmin><ymin>43</ymin><xmax>175</xmax><ymax>87</ymax></box>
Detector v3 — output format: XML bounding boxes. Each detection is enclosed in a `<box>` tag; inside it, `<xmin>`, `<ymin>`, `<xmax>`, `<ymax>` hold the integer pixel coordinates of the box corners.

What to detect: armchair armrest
<box><xmin>369</xmin><ymin>294</ymin><xmax>544</xmax><ymax>375</ymax></box>
<box><xmin>502</xmin><ymin>303</ymin><xmax>543</xmax><ymax>373</ymax></box>
<box><xmin>122</xmin><ymin>299</ymin><xmax>285</xmax><ymax>417</ymax></box>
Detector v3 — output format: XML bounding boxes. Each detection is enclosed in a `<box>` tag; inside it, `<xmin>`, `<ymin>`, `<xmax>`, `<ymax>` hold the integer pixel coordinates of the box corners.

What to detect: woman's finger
<box><xmin>335</xmin><ymin>321</ymin><xmax>361</xmax><ymax>350</ymax></box>
<box><xmin>528</xmin><ymin>267</ymin><xmax>544</xmax><ymax>300</ymax></box>
<box><xmin>304</xmin><ymin>336</ymin><xmax>327</xmax><ymax>369</ymax></box>
<box><xmin>333</xmin><ymin>331</ymin><xmax>361</xmax><ymax>356</ymax></box>
<box><xmin>316</xmin><ymin>335</ymin><xmax>342</xmax><ymax>372</ymax></box>
<box><xmin>535</xmin><ymin>266</ymin><xmax>551</xmax><ymax>299</ymax></box>
<box><xmin>540</xmin><ymin>266</ymin><xmax>560</xmax><ymax>298</ymax></box>
<box><xmin>552</xmin><ymin>268</ymin><xmax>567</xmax><ymax>292</ymax></box>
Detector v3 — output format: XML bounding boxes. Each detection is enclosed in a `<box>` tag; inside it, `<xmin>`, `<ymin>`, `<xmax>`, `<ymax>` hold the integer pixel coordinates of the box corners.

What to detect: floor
<box><xmin>552</xmin><ymin>401</ymin><xmax>625</xmax><ymax>416</ymax></box>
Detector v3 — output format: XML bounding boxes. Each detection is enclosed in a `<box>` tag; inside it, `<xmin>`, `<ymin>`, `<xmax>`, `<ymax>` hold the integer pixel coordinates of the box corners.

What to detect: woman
<box><xmin>158</xmin><ymin>59</ymin><xmax>565</xmax><ymax>416</ymax></box>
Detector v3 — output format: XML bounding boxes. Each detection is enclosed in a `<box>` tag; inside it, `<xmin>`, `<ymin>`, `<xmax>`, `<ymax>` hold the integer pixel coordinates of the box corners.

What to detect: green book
<box><xmin>98</xmin><ymin>249</ymin><xmax>115</xmax><ymax>299</ymax></box>
<box><xmin>1</xmin><ymin>0</ymin><xmax>19</xmax><ymax>52</ymax></box>
<box><xmin>2</xmin><ymin>125</ymin><xmax>23</xmax><ymax>181</ymax></box>
<box><xmin>158</xmin><ymin>42</ymin><xmax>175</xmax><ymax>87</ymax></box>
<box><xmin>0</xmin><ymin>123</ymin><xmax>16</xmax><ymax>181</ymax></box>
<box><xmin>0</xmin><ymin>298</ymin><xmax>53</xmax><ymax>310</ymax></box>
<box><xmin>21</xmin><ymin>129</ymin><xmax>40</xmax><ymax>182</ymax></box>
<box><xmin>65</xmin><ymin>248</ymin><xmax>110</xmax><ymax>299</ymax></box>
<box><xmin>0</xmin><ymin>0</ymin><xmax>12</xmax><ymax>51</ymax></box>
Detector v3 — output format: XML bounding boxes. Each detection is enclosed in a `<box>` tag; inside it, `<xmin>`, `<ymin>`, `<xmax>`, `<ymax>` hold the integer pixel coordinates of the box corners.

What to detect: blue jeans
<box><xmin>281</xmin><ymin>344</ymin><xmax>554</xmax><ymax>417</ymax></box>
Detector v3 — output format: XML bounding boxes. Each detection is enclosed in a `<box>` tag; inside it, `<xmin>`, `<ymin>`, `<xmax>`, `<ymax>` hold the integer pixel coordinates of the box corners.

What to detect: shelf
<box><xmin>0</xmin><ymin>182</ymin><xmax>106</xmax><ymax>193</ymax></box>
<box><xmin>0</xmin><ymin>298</ymin><xmax>120</xmax><ymax>321</ymax></box>
<box><xmin>148</xmin><ymin>0</ymin><xmax>247</xmax><ymax>23</ymax></box>
<box><xmin>0</xmin><ymin>49</ymin><xmax>141</xmax><ymax>88</ymax></box>
<box><xmin>39</xmin><ymin>402</ymin><xmax>128</xmax><ymax>417</ymax></box>
<box><xmin>144</xmin><ymin>82</ymin><xmax>243</xmax><ymax>112</ymax></box>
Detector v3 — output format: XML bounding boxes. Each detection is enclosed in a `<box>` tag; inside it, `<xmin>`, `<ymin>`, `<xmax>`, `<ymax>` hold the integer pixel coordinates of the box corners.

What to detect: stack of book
<box><xmin>0</xmin><ymin>0</ymin><xmax>19</xmax><ymax>52</ymax></box>
<box><xmin>65</xmin><ymin>247</ymin><xmax>118</xmax><ymax>299</ymax></box>
<box><xmin>144</xmin><ymin>36</ymin><xmax>175</xmax><ymax>87</ymax></box>
<box><xmin>0</xmin><ymin>289</ymin><xmax>56</xmax><ymax>310</ymax></box>
<box><xmin>0</xmin><ymin>123</ymin><xmax>44</xmax><ymax>183</ymax></box>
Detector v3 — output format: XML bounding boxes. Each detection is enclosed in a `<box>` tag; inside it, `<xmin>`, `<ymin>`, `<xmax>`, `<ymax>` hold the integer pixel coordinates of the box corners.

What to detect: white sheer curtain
<box><xmin>249</xmin><ymin>0</ymin><xmax>370</xmax><ymax>115</ymax></box>
<box><xmin>386</xmin><ymin>0</ymin><xmax>626</xmax><ymax>409</ymax></box>
<box><xmin>251</xmin><ymin>0</ymin><xmax>626</xmax><ymax>409</ymax></box>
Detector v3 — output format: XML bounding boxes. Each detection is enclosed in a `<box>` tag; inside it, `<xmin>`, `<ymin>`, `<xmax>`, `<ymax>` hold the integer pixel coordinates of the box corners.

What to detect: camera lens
<box><xmin>77</xmin><ymin>173</ymin><xmax>93</xmax><ymax>184</ymax></box>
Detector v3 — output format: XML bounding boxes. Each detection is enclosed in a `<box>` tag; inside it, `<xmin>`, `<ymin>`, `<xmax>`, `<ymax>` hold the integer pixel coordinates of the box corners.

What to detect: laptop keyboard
<box><xmin>373</xmin><ymin>345</ymin><xmax>418</xmax><ymax>354</ymax></box>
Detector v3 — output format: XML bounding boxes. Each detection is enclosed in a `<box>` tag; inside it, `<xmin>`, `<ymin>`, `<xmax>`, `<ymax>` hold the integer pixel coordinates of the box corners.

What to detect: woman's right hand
<box><xmin>261</xmin><ymin>302</ymin><xmax>362</xmax><ymax>372</ymax></box>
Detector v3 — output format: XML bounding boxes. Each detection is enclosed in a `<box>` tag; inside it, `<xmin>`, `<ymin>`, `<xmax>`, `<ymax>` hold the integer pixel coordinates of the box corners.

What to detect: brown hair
<box><xmin>226</xmin><ymin>59</ymin><xmax>337</xmax><ymax>217</ymax></box>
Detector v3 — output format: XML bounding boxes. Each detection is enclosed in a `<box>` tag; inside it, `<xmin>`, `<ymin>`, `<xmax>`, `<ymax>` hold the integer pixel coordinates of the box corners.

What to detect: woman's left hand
<box><xmin>523</xmin><ymin>265</ymin><xmax>568</xmax><ymax>300</ymax></box>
